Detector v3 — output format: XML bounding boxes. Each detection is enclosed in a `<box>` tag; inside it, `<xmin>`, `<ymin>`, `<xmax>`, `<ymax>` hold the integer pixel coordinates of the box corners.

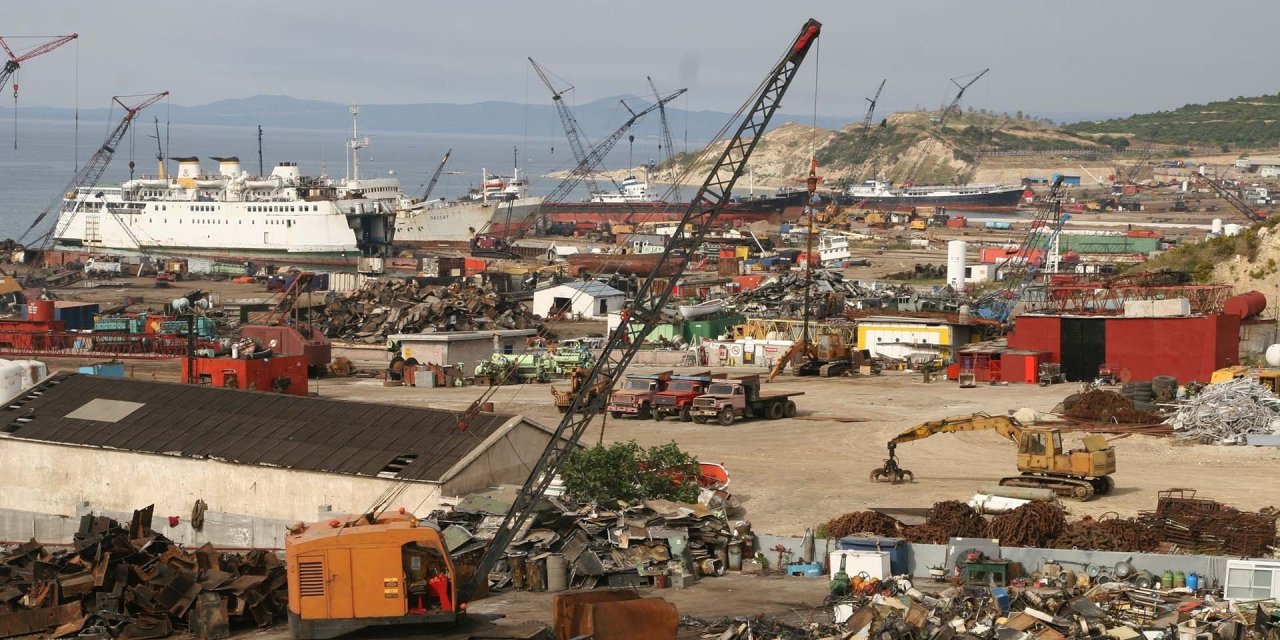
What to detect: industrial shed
<box><xmin>533</xmin><ymin>281</ymin><xmax>625</xmax><ymax>319</ymax></box>
<box><xmin>0</xmin><ymin>373</ymin><xmax>561</xmax><ymax>547</ymax></box>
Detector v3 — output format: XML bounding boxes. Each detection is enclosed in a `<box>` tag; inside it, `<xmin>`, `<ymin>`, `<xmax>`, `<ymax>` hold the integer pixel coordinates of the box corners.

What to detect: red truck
<box><xmin>689</xmin><ymin>374</ymin><xmax>803</xmax><ymax>426</ymax></box>
<box><xmin>652</xmin><ymin>372</ymin><xmax>725</xmax><ymax>422</ymax></box>
<box><xmin>606</xmin><ymin>370</ymin><xmax>672</xmax><ymax>419</ymax></box>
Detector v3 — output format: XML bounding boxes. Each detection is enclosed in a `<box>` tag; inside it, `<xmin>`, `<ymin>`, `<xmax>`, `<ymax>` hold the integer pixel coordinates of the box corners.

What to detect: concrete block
<box><xmin>1151</xmin><ymin>298</ymin><xmax>1191</xmax><ymax>317</ymax></box>
<box><xmin>1123</xmin><ymin>300</ymin><xmax>1153</xmax><ymax>318</ymax></box>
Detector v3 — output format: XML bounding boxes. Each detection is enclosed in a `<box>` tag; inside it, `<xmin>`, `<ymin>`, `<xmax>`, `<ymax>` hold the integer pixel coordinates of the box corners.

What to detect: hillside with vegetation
<box><xmin>1066</xmin><ymin>94</ymin><xmax>1280</xmax><ymax>149</ymax></box>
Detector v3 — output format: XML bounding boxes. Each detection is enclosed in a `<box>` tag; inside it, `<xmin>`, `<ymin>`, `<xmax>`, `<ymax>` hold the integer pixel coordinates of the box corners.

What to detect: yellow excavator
<box><xmin>869</xmin><ymin>413</ymin><xmax>1117</xmax><ymax>500</ymax></box>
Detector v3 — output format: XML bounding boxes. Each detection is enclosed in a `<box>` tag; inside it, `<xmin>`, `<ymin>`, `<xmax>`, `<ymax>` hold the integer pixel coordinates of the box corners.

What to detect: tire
<box><xmin>1152</xmin><ymin>375</ymin><xmax>1177</xmax><ymax>391</ymax></box>
<box><xmin>766</xmin><ymin>401</ymin><xmax>785</xmax><ymax>420</ymax></box>
<box><xmin>638</xmin><ymin>404</ymin><xmax>652</xmax><ymax>420</ymax></box>
<box><xmin>610</xmin><ymin>411</ymin><xmax>623</xmax><ymax>419</ymax></box>
<box><xmin>557</xmin><ymin>406</ymin><xmax>568</xmax><ymax>414</ymax></box>
<box><xmin>1133</xmin><ymin>401</ymin><xmax>1158</xmax><ymax>412</ymax></box>
<box><xmin>783</xmin><ymin>401</ymin><xmax>797</xmax><ymax>418</ymax></box>
<box><xmin>680</xmin><ymin>406</ymin><xmax>693</xmax><ymax>422</ymax></box>
<box><xmin>653</xmin><ymin>412</ymin><xmax>666</xmax><ymax>422</ymax></box>
<box><xmin>717</xmin><ymin>407</ymin><xmax>735</xmax><ymax>426</ymax></box>
<box><xmin>693</xmin><ymin>416</ymin><xmax>707</xmax><ymax>424</ymax></box>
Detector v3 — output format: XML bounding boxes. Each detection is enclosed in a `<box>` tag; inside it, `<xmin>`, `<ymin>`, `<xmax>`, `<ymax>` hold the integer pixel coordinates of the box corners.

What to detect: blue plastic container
<box><xmin>786</xmin><ymin>562</ymin><xmax>824</xmax><ymax>577</ymax></box>
<box><xmin>839</xmin><ymin>536</ymin><xmax>908</xmax><ymax>575</ymax></box>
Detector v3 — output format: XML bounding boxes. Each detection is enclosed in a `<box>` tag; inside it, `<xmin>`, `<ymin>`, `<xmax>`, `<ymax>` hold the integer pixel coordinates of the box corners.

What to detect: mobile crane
<box><xmin>284</xmin><ymin>18</ymin><xmax>822</xmax><ymax>639</ymax></box>
<box><xmin>0</xmin><ymin>33</ymin><xmax>78</xmax><ymax>148</ymax></box>
<box><xmin>870</xmin><ymin>413</ymin><xmax>1117</xmax><ymax>500</ymax></box>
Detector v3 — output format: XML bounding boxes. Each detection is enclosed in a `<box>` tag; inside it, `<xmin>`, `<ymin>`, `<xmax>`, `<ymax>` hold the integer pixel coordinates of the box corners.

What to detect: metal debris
<box><xmin>308</xmin><ymin>279</ymin><xmax>540</xmax><ymax>342</ymax></box>
<box><xmin>1059</xmin><ymin>389</ymin><xmax>1163</xmax><ymax>425</ymax></box>
<box><xmin>0</xmin><ymin>506</ymin><xmax>285</xmax><ymax>640</ymax></box>
<box><xmin>822</xmin><ymin>511</ymin><xmax>902</xmax><ymax>539</ymax></box>
<box><xmin>1138</xmin><ymin>489</ymin><xmax>1279</xmax><ymax>557</ymax></box>
<box><xmin>1168</xmin><ymin>377</ymin><xmax>1280</xmax><ymax>445</ymax></box>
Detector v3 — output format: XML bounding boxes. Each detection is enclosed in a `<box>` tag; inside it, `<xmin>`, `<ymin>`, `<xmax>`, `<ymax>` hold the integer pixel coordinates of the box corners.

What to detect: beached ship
<box><xmin>840</xmin><ymin>180</ymin><xmax>1023</xmax><ymax>211</ymax></box>
<box><xmin>394</xmin><ymin>168</ymin><xmax>543</xmax><ymax>247</ymax></box>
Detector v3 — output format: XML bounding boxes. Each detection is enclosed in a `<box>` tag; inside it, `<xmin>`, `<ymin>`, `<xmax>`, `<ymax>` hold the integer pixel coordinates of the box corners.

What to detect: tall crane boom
<box><xmin>855</xmin><ymin>79</ymin><xmax>887</xmax><ymax>181</ymax></box>
<box><xmin>420</xmin><ymin>148</ymin><xmax>451</xmax><ymax>201</ymax></box>
<box><xmin>938</xmin><ymin>67</ymin><xmax>988</xmax><ymax>128</ymax></box>
<box><xmin>648</xmin><ymin>75</ymin><xmax>681</xmax><ymax>201</ymax></box>
<box><xmin>1194</xmin><ymin>171</ymin><xmax>1264</xmax><ymax>223</ymax></box>
<box><xmin>461</xmin><ymin>18</ymin><xmax>821</xmax><ymax>601</ymax></box>
<box><xmin>0</xmin><ymin>33</ymin><xmax>78</xmax><ymax>149</ymax></box>
<box><xmin>861</xmin><ymin>78</ymin><xmax>885</xmax><ymax>130</ymax></box>
<box><xmin>528</xmin><ymin>57</ymin><xmax>599</xmax><ymax>193</ymax></box>
<box><xmin>974</xmin><ymin>176</ymin><xmax>1067</xmax><ymax>324</ymax></box>
<box><xmin>25</xmin><ymin>92</ymin><xmax>169</xmax><ymax>245</ymax></box>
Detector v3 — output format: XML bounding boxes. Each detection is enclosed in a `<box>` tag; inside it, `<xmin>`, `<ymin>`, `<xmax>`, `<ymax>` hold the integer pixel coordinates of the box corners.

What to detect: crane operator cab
<box><xmin>285</xmin><ymin>511</ymin><xmax>462</xmax><ymax>639</ymax></box>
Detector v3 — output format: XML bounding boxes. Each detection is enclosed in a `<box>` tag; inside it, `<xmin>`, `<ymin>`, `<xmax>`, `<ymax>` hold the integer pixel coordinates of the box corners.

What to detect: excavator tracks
<box><xmin>999</xmin><ymin>474</ymin><xmax>1112</xmax><ymax>501</ymax></box>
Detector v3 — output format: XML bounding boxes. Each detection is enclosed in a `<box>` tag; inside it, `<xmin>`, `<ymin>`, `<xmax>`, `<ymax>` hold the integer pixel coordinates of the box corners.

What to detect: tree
<box><xmin>559</xmin><ymin>441</ymin><xmax>702</xmax><ymax>503</ymax></box>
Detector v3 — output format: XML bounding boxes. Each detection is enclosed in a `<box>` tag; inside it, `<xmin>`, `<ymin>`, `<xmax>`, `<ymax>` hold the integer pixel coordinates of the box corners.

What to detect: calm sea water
<box><xmin>0</xmin><ymin>118</ymin><xmax>683</xmax><ymax>241</ymax></box>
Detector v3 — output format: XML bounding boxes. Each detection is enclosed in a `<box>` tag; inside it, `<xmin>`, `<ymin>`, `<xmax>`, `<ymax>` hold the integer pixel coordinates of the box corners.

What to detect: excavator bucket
<box><xmin>553</xmin><ymin>591</ymin><xmax>678</xmax><ymax>640</ymax></box>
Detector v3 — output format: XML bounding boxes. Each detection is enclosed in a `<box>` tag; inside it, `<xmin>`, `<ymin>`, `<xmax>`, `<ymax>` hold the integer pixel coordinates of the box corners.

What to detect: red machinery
<box><xmin>180</xmin><ymin>353</ymin><xmax>308</xmax><ymax>396</ymax></box>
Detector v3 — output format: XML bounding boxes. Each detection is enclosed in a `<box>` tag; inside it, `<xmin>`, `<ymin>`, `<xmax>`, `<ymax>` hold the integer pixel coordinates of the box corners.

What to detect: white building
<box><xmin>533</xmin><ymin>281</ymin><xmax>626</xmax><ymax>320</ymax></box>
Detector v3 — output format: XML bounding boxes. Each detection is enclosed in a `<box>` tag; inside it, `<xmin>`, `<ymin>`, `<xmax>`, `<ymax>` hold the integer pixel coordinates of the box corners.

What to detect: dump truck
<box><xmin>652</xmin><ymin>371</ymin><xmax>725</xmax><ymax>421</ymax></box>
<box><xmin>689</xmin><ymin>374</ymin><xmax>803</xmax><ymax>425</ymax></box>
<box><xmin>869</xmin><ymin>412</ymin><xmax>1118</xmax><ymax>500</ymax></box>
<box><xmin>551</xmin><ymin>367</ymin><xmax>612</xmax><ymax>413</ymax></box>
<box><xmin>605</xmin><ymin>370</ymin><xmax>671</xmax><ymax>419</ymax></box>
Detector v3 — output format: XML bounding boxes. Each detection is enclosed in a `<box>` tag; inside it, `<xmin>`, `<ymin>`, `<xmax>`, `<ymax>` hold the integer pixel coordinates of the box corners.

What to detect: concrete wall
<box><xmin>442</xmin><ymin>421</ymin><xmax>557</xmax><ymax>497</ymax></box>
<box><xmin>399</xmin><ymin>334</ymin><xmax>531</xmax><ymax>375</ymax></box>
<box><xmin>533</xmin><ymin>286</ymin><xmax>624</xmax><ymax>320</ymax></box>
<box><xmin>0</xmin><ymin>438</ymin><xmax>443</xmax><ymax>546</ymax></box>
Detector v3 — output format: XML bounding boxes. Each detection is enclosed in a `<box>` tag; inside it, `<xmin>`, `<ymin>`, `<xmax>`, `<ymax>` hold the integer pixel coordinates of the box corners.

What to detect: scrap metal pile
<box><xmin>824</xmin><ymin>491</ymin><xmax>1276</xmax><ymax>555</ymax></box>
<box><xmin>431</xmin><ymin>493</ymin><xmax>749</xmax><ymax>592</ymax></box>
<box><xmin>1059</xmin><ymin>389</ymin><xmax>1164</xmax><ymax>425</ymax></box>
<box><xmin>726</xmin><ymin>270</ymin><xmax>974</xmax><ymax>317</ymax></box>
<box><xmin>0</xmin><ymin>507</ymin><xmax>285</xmax><ymax>640</ymax></box>
<box><xmin>309</xmin><ymin>279</ymin><xmax>539</xmax><ymax>342</ymax></box>
<box><xmin>1168</xmin><ymin>377</ymin><xmax>1280</xmax><ymax>445</ymax></box>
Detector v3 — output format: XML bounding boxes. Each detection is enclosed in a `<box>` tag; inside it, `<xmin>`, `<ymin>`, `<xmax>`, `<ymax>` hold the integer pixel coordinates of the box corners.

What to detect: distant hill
<box><xmin>18</xmin><ymin>94</ymin><xmax>853</xmax><ymax>142</ymax></box>
<box><xmin>1066</xmin><ymin>94</ymin><xmax>1280</xmax><ymax>149</ymax></box>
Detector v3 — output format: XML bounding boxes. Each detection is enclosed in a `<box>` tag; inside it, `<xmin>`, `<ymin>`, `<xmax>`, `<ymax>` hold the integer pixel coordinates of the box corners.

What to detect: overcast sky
<box><xmin>6</xmin><ymin>0</ymin><xmax>1279</xmax><ymax>121</ymax></box>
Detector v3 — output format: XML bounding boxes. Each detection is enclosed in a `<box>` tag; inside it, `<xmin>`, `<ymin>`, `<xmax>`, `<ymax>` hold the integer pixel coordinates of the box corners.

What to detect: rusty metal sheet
<box><xmin>552</xmin><ymin>591</ymin><xmax>640</xmax><ymax>640</ymax></box>
<box><xmin>0</xmin><ymin>601</ymin><xmax>81</xmax><ymax>639</ymax></box>
<box><xmin>192</xmin><ymin>592</ymin><xmax>229</xmax><ymax>640</ymax></box>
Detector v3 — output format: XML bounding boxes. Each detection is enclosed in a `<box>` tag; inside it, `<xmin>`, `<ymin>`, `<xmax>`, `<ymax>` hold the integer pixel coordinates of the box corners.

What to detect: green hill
<box><xmin>1066</xmin><ymin>94</ymin><xmax>1280</xmax><ymax>149</ymax></box>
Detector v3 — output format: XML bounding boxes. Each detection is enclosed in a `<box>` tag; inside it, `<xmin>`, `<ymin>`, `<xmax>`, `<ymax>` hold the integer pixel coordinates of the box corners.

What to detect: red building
<box><xmin>180</xmin><ymin>354</ymin><xmax>309</xmax><ymax>396</ymax></box>
<box><xmin>1006</xmin><ymin>314</ymin><xmax>1239</xmax><ymax>383</ymax></box>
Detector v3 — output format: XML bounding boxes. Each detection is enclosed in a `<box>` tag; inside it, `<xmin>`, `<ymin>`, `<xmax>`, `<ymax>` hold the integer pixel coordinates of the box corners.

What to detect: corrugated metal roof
<box><xmin>0</xmin><ymin>373</ymin><xmax>525</xmax><ymax>483</ymax></box>
<box><xmin>553</xmin><ymin>281</ymin><xmax>625</xmax><ymax>298</ymax></box>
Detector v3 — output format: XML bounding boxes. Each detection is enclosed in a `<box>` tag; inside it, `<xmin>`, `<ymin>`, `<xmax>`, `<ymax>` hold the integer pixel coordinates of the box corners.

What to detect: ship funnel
<box><xmin>173</xmin><ymin>157</ymin><xmax>201</xmax><ymax>189</ymax></box>
<box><xmin>211</xmin><ymin>156</ymin><xmax>241</xmax><ymax>178</ymax></box>
<box><xmin>270</xmin><ymin>161</ymin><xmax>301</xmax><ymax>185</ymax></box>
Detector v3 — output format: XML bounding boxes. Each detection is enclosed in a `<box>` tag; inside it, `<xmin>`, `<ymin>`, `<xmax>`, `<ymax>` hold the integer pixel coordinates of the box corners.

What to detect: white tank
<box><xmin>1212</xmin><ymin>219</ymin><xmax>1223</xmax><ymax>234</ymax></box>
<box><xmin>213</xmin><ymin>156</ymin><xmax>242</xmax><ymax>177</ymax></box>
<box><xmin>0</xmin><ymin>359</ymin><xmax>41</xmax><ymax>405</ymax></box>
<box><xmin>270</xmin><ymin>162</ymin><xmax>302</xmax><ymax>184</ymax></box>
<box><xmin>947</xmin><ymin>240</ymin><xmax>967</xmax><ymax>291</ymax></box>
<box><xmin>10</xmin><ymin>359</ymin><xmax>47</xmax><ymax>387</ymax></box>
<box><xmin>1267</xmin><ymin>344</ymin><xmax>1280</xmax><ymax>367</ymax></box>
<box><xmin>1224</xmin><ymin>223</ymin><xmax>1243</xmax><ymax>237</ymax></box>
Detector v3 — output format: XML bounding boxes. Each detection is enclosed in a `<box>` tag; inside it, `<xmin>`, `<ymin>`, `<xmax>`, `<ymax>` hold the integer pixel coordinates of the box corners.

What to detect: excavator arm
<box><xmin>887</xmin><ymin>413</ymin><xmax>1024</xmax><ymax>447</ymax></box>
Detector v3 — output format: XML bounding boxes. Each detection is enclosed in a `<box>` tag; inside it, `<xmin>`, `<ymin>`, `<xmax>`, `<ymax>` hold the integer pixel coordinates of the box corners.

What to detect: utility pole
<box><xmin>257</xmin><ymin>125</ymin><xmax>264</xmax><ymax>177</ymax></box>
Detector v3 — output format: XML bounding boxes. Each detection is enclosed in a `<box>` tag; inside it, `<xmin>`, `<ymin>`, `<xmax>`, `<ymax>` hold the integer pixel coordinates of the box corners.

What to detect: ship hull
<box><xmin>564</xmin><ymin>252</ymin><xmax>681</xmax><ymax>276</ymax></box>
<box><xmin>538</xmin><ymin>190</ymin><xmax>805</xmax><ymax>227</ymax></box>
<box><xmin>394</xmin><ymin>197</ymin><xmax>543</xmax><ymax>246</ymax></box>
<box><xmin>839</xmin><ymin>185</ymin><xmax>1024</xmax><ymax>212</ymax></box>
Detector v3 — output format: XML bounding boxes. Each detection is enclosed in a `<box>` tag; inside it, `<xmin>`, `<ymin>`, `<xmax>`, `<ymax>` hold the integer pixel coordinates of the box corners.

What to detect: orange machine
<box><xmin>180</xmin><ymin>354</ymin><xmax>308</xmax><ymax>396</ymax></box>
<box><xmin>286</xmin><ymin>512</ymin><xmax>460</xmax><ymax>639</ymax></box>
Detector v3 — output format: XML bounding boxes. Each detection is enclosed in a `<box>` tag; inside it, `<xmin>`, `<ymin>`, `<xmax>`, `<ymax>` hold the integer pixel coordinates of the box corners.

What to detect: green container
<box><xmin>1173</xmin><ymin>571</ymin><xmax>1185</xmax><ymax>588</ymax></box>
<box><xmin>1161</xmin><ymin>570</ymin><xmax>1174</xmax><ymax>589</ymax></box>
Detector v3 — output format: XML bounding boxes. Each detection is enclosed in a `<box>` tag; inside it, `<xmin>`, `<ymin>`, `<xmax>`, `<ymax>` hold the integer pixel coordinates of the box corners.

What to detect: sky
<box><xmin>5</xmin><ymin>0</ymin><xmax>1279</xmax><ymax>122</ymax></box>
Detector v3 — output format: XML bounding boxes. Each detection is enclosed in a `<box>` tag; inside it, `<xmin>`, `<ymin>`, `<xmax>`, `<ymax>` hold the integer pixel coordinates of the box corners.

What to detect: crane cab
<box><xmin>1014</xmin><ymin>429</ymin><xmax>1115</xmax><ymax>479</ymax></box>
<box><xmin>286</xmin><ymin>512</ymin><xmax>462</xmax><ymax>639</ymax></box>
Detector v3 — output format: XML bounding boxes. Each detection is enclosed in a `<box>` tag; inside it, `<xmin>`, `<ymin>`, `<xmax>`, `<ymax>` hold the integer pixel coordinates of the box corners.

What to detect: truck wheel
<box><xmin>717</xmin><ymin>407</ymin><xmax>735</xmax><ymax>426</ymax></box>
<box><xmin>610</xmin><ymin>411</ymin><xmax>622</xmax><ymax>419</ymax></box>
<box><xmin>693</xmin><ymin>416</ymin><xmax>707</xmax><ymax>424</ymax></box>
<box><xmin>783</xmin><ymin>400</ymin><xmax>797</xmax><ymax>418</ymax></box>
<box><xmin>766</xmin><ymin>401</ymin><xmax>784</xmax><ymax>420</ymax></box>
<box><xmin>680</xmin><ymin>406</ymin><xmax>693</xmax><ymax>422</ymax></box>
<box><xmin>653</xmin><ymin>412</ymin><xmax>666</xmax><ymax>422</ymax></box>
<box><xmin>638</xmin><ymin>404</ymin><xmax>652</xmax><ymax>420</ymax></box>
<box><xmin>557</xmin><ymin>406</ymin><xmax>569</xmax><ymax>414</ymax></box>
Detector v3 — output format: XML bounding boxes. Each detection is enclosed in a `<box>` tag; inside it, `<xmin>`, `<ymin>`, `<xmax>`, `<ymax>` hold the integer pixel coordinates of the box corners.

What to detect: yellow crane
<box><xmin>869</xmin><ymin>413</ymin><xmax>1117</xmax><ymax>500</ymax></box>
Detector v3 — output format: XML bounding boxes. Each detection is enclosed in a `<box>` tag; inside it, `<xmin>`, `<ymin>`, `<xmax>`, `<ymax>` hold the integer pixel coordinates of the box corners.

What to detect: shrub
<box><xmin>560</xmin><ymin>441</ymin><xmax>701</xmax><ymax>503</ymax></box>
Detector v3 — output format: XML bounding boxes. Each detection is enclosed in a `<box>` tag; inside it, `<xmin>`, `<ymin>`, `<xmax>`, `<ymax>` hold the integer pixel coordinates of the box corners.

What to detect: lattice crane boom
<box><xmin>420</xmin><ymin>148</ymin><xmax>451</xmax><ymax>201</ymax></box>
<box><xmin>648</xmin><ymin>75</ymin><xmax>681</xmax><ymax>201</ymax></box>
<box><xmin>529</xmin><ymin>57</ymin><xmax>598</xmax><ymax>193</ymax></box>
<box><xmin>938</xmin><ymin>67</ymin><xmax>988</xmax><ymax>128</ymax></box>
<box><xmin>461</xmin><ymin>18</ymin><xmax>821</xmax><ymax>601</ymax></box>
<box><xmin>1193</xmin><ymin>171</ymin><xmax>1264</xmax><ymax>223</ymax></box>
<box><xmin>0</xmin><ymin>33</ymin><xmax>78</xmax><ymax>95</ymax></box>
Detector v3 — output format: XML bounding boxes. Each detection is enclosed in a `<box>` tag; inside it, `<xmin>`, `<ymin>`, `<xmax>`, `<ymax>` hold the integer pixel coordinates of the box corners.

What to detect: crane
<box><xmin>0</xmin><ymin>33</ymin><xmax>78</xmax><ymax>149</ymax></box>
<box><xmin>861</xmin><ymin>78</ymin><xmax>886</xmax><ymax>131</ymax></box>
<box><xmin>647</xmin><ymin>75</ymin><xmax>681</xmax><ymax>202</ymax></box>
<box><xmin>868</xmin><ymin>413</ymin><xmax>1117</xmax><ymax>500</ymax></box>
<box><xmin>420</xmin><ymin>148</ymin><xmax>451</xmax><ymax>201</ymax></box>
<box><xmin>1193</xmin><ymin>171</ymin><xmax>1265</xmax><ymax>223</ymax></box>
<box><xmin>474</xmin><ymin>87</ymin><xmax>686</xmax><ymax>253</ymax></box>
<box><xmin>23</xmin><ymin>92</ymin><xmax>169</xmax><ymax>248</ymax></box>
<box><xmin>937</xmin><ymin>67</ymin><xmax>988</xmax><ymax>128</ymax></box>
<box><xmin>852</xmin><ymin>79</ymin><xmax>887</xmax><ymax>182</ymax></box>
<box><xmin>459</xmin><ymin>18</ymin><xmax>821</xmax><ymax>602</ymax></box>
<box><xmin>972</xmin><ymin>176</ymin><xmax>1067</xmax><ymax>324</ymax></box>
<box><xmin>529</xmin><ymin>57</ymin><xmax>600</xmax><ymax>193</ymax></box>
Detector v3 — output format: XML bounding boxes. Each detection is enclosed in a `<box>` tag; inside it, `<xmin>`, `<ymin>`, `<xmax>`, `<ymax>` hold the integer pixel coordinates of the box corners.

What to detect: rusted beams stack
<box><xmin>310</xmin><ymin>279</ymin><xmax>539</xmax><ymax>341</ymax></box>
<box><xmin>0</xmin><ymin>507</ymin><xmax>285</xmax><ymax>640</ymax></box>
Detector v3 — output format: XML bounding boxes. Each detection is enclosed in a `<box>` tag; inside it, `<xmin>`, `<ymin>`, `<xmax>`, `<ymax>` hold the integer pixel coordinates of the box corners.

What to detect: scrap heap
<box><xmin>726</xmin><ymin>269</ymin><xmax>973</xmax><ymax>317</ymax></box>
<box><xmin>433</xmin><ymin>492</ymin><xmax>749</xmax><ymax>591</ymax></box>
<box><xmin>1168</xmin><ymin>377</ymin><xmax>1280</xmax><ymax>444</ymax></box>
<box><xmin>0</xmin><ymin>507</ymin><xmax>285</xmax><ymax>640</ymax></box>
<box><xmin>1138</xmin><ymin>489</ymin><xmax>1280</xmax><ymax>556</ymax></box>
<box><xmin>1059</xmin><ymin>389</ymin><xmax>1164</xmax><ymax>425</ymax></box>
<box><xmin>310</xmin><ymin>279</ymin><xmax>539</xmax><ymax>342</ymax></box>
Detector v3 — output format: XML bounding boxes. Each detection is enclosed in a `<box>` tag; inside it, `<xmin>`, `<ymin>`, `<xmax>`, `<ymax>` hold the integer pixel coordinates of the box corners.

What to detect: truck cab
<box><xmin>652</xmin><ymin>372</ymin><xmax>724</xmax><ymax>422</ymax></box>
<box><xmin>606</xmin><ymin>371</ymin><xmax>672</xmax><ymax>419</ymax></box>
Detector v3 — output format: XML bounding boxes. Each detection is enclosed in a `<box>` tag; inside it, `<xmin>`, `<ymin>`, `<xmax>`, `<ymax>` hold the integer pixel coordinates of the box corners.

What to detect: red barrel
<box><xmin>26</xmin><ymin>299</ymin><xmax>55</xmax><ymax>322</ymax></box>
<box><xmin>1225</xmin><ymin>291</ymin><xmax>1267</xmax><ymax>319</ymax></box>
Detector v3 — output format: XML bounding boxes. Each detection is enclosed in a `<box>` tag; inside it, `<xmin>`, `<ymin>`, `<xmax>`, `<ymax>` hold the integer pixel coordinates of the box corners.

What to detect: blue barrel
<box><xmin>1186</xmin><ymin>572</ymin><xmax>1199</xmax><ymax>591</ymax></box>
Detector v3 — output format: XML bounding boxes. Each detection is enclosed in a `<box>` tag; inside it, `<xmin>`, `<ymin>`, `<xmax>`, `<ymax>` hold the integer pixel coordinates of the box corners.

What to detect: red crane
<box><xmin>0</xmin><ymin>34</ymin><xmax>78</xmax><ymax>148</ymax></box>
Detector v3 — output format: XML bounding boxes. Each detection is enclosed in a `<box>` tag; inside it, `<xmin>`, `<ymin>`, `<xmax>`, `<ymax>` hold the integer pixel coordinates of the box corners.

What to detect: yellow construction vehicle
<box><xmin>869</xmin><ymin>413</ymin><xmax>1117</xmax><ymax>500</ymax></box>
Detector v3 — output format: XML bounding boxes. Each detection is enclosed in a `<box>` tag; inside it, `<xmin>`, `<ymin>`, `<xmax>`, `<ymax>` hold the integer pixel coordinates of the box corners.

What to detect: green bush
<box><xmin>560</xmin><ymin>441</ymin><xmax>701</xmax><ymax>503</ymax></box>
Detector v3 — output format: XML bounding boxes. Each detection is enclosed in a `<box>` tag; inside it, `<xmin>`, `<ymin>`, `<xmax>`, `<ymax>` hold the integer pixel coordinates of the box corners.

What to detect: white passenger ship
<box><xmin>53</xmin><ymin>105</ymin><xmax>399</xmax><ymax>262</ymax></box>
<box><xmin>394</xmin><ymin>167</ymin><xmax>542</xmax><ymax>246</ymax></box>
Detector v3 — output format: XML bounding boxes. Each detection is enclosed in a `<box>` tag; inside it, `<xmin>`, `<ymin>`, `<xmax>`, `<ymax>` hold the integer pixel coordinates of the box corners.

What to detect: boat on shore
<box><xmin>678</xmin><ymin>299</ymin><xmax>725</xmax><ymax>319</ymax></box>
<box><xmin>839</xmin><ymin>180</ymin><xmax>1024</xmax><ymax>212</ymax></box>
<box><xmin>563</xmin><ymin>249</ymin><xmax>684</xmax><ymax>277</ymax></box>
<box><xmin>394</xmin><ymin>167</ymin><xmax>543</xmax><ymax>248</ymax></box>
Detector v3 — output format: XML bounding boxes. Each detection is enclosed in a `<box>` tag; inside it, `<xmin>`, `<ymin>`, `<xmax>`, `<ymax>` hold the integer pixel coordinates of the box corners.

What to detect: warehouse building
<box><xmin>856</xmin><ymin>316</ymin><xmax>974</xmax><ymax>363</ymax></box>
<box><xmin>0</xmin><ymin>374</ymin><xmax>562</xmax><ymax>547</ymax></box>
<box><xmin>533</xmin><ymin>281</ymin><xmax>626</xmax><ymax>320</ymax></box>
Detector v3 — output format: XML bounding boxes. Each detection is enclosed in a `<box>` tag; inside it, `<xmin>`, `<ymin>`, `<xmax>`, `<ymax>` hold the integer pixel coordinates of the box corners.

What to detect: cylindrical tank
<box><xmin>1212</xmin><ymin>218</ymin><xmax>1223</xmax><ymax>234</ymax></box>
<box><xmin>1161</xmin><ymin>569</ymin><xmax>1175</xmax><ymax>589</ymax></box>
<box><xmin>1187</xmin><ymin>572</ymin><xmax>1200</xmax><ymax>591</ymax></box>
<box><xmin>1174</xmin><ymin>570</ymin><xmax>1186</xmax><ymax>588</ymax></box>
<box><xmin>946</xmin><ymin>240</ymin><xmax>967</xmax><ymax>291</ymax></box>
<box><xmin>0</xmin><ymin>360</ymin><xmax>26</xmax><ymax>403</ymax></box>
<box><xmin>545</xmin><ymin>554</ymin><xmax>567</xmax><ymax>592</ymax></box>
<box><xmin>1267</xmin><ymin>345</ymin><xmax>1280</xmax><ymax>367</ymax></box>
<box><xmin>1225</xmin><ymin>291</ymin><xmax>1267</xmax><ymax>319</ymax></box>
<box><xmin>27</xmin><ymin>299</ymin><xmax>54</xmax><ymax>323</ymax></box>
<box><xmin>979</xmin><ymin>485</ymin><xmax>1056</xmax><ymax>501</ymax></box>
<box><xmin>1224</xmin><ymin>223</ymin><xmax>1243</xmax><ymax>237</ymax></box>
<box><xmin>727</xmin><ymin>542</ymin><xmax>743</xmax><ymax>571</ymax></box>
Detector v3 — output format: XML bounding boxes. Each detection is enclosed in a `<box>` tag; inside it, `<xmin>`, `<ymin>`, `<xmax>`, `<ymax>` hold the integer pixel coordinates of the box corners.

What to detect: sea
<box><xmin>0</xmin><ymin>117</ymin><xmax>697</xmax><ymax>242</ymax></box>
